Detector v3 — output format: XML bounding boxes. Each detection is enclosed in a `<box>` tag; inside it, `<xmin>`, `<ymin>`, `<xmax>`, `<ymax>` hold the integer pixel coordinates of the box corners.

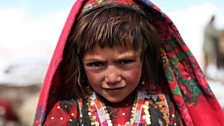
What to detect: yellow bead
<box><xmin>92</xmin><ymin>116</ymin><xmax>96</xmax><ymax>121</ymax></box>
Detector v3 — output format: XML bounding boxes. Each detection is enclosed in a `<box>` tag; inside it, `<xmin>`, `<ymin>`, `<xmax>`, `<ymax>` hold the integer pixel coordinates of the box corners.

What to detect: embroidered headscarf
<box><xmin>33</xmin><ymin>0</ymin><xmax>224</xmax><ymax>125</ymax></box>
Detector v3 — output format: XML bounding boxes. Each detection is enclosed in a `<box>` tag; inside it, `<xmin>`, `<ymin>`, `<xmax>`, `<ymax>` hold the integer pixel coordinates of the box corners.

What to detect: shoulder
<box><xmin>44</xmin><ymin>99</ymin><xmax>79</xmax><ymax>126</ymax></box>
<box><xmin>145</xmin><ymin>89</ymin><xmax>174</xmax><ymax>108</ymax></box>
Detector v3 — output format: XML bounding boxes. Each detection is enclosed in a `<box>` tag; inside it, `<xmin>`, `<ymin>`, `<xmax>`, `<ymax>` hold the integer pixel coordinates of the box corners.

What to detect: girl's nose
<box><xmin>105</xmin><ymin>66</ymin><xmax>121</xmax><ymax>84</ymax></box>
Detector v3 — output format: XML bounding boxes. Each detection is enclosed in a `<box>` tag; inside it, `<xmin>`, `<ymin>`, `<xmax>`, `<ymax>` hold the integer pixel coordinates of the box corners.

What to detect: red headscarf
<box><xmin>33</xmin><ymin>0</ymin><xmax>224</xmax><ymax>125</ymax></box>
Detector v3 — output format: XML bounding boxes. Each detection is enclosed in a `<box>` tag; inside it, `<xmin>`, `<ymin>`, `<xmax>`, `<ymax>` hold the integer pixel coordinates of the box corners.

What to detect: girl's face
<box><xmin>83</xmin><ymin>46</ymin><xmax>143</xmax><ymax>103</ymax></box>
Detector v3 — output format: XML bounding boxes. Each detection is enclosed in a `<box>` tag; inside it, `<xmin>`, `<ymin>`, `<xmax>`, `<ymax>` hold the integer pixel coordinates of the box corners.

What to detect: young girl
<box><xmin>34</xmin><ymin>0</ymin><xmax>224</xmax><ymax>125</ymax></box>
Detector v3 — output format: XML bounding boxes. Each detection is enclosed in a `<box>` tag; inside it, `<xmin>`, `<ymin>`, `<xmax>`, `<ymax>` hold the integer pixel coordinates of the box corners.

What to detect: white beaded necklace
<box><xmin>87</xmin><ymin>91</ymin><xmax>152</xmax><ymax>126</ymax></box>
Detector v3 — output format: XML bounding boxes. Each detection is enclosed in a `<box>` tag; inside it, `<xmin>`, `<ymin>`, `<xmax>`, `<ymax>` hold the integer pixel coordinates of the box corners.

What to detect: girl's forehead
<box><xmin>85</xmin><ymin>45</ymin><xmax>137</xmax><ymax>55</ymax></box>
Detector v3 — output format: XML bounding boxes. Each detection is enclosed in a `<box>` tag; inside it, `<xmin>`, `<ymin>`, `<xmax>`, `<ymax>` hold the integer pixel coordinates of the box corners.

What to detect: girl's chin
<box><xmin>102</xmin><ymin>91</ymin><xmax>136</xmax><ymax>106</ymax></box>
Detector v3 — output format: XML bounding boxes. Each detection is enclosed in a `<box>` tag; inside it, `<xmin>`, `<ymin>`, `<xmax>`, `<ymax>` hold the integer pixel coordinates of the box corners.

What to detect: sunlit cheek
<box><xmin>124</xmin><ymin>68</ymin><xmax>142</xmax><ymax>84</ymax></box>
<box><xmin>85</xmin><ymin>70</ymin><xmax>104</xmax><ymax>86</ymax></box>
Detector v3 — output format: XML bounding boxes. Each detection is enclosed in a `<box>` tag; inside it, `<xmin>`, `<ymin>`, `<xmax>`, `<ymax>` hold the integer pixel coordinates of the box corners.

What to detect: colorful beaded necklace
<box><xmin>87</xmin><ymin>91</ymin><xmax>152</xmax><ymax>126</ymax></box>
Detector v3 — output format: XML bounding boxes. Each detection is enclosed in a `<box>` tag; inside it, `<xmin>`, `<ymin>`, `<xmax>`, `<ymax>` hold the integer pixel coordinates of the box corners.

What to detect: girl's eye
<box><xmin>86</xmin><ymin>62</ymin><xmax>104</xmax><ymax>67</ymax></box>
<box><xmin>119</xmin><ymin>59</ymin><xmax>134</xmax><ymax>65</ymax></box>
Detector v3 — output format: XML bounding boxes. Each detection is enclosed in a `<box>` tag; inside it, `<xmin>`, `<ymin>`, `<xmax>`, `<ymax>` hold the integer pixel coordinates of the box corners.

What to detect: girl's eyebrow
<box><xmin>83</xmin><ymin>55</ymin><xmax>106</xmax><ymax>62</ymax></box>
<box><xmin>83</xmin><ymin>54</ymin><xmax>138</xmax><ymax>63</ymax></box>
<box><xmin>116</xmin><ymin>52</ymin><xmax>139</xmax><ymax>59</ymax></box>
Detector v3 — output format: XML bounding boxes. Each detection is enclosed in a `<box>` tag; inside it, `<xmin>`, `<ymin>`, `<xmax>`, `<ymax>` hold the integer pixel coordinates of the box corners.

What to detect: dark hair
<box><xmin>59</xmin><ymin>3</ymin><xmax>162</xmax><ymax>98</ymax></box>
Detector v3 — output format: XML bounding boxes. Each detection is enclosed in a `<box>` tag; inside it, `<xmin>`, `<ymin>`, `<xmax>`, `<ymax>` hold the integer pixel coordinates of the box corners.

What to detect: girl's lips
<box><xmin>104</xmin><ymin>87</ymin><xmax>124</xmax><ymax>90</ymax></box>
<box><xmin>104</xmin><ymin>87</ymin><xmax>125</xmax><ymax>94</ymax></box>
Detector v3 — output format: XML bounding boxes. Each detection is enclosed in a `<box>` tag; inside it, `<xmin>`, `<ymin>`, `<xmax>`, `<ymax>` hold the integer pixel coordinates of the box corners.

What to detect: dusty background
<box><xmin>0</xmin><ymin>84</ymin><xmax>40</xmax><ymax>126</ymax></box>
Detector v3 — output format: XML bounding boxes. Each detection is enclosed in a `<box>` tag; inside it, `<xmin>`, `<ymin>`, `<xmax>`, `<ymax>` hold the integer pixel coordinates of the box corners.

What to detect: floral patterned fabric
<box><xmin>33</xmin><ymin>0</ymin><xmax>224</xmax><ymax>125</ymax></box>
